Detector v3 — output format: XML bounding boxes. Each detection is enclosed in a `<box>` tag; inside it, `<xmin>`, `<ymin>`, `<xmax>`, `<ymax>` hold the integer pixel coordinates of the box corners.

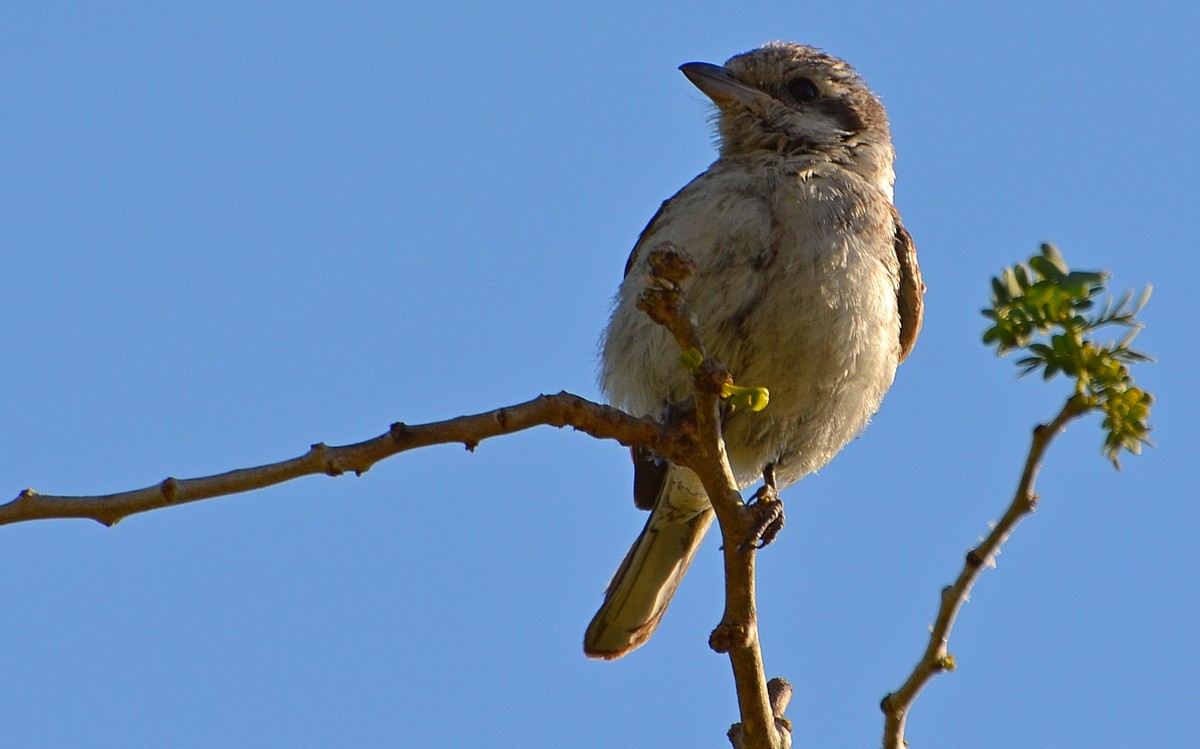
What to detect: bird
<box><xmin>585</xmin><ymin>42</ymin><xmax>924</xmax><ymax>660</ymax></box>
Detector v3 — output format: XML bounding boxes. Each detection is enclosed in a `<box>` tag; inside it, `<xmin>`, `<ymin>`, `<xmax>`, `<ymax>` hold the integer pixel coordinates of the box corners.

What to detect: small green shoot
<box><xmin>721</xmin><ymin>383</ymin><xmax>770</xmax><ymax>412</ymax></box>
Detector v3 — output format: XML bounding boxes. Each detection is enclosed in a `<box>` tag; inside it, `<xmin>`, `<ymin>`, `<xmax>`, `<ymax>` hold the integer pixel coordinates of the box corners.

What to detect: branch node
<box><xmin>880</xmin><ymin>692</ymin><xmax>898</xmax><ymax>713</ymax></box>
<box><xmin>699</xmin><ymin>357</ymin><xmax>734</xmax><ymax>396</ymax></box>
<box><xmin>637</xmin><ymin>287</ymin><xmax>684</xmax><ymax>330</ymax></box>
<box><xmin>307</xmin><ymin>442</ymin><xmax>344</xmax><ymax>476</ymax></box>
<box><xmin>709</xmin><ymin>620</ymin><xmax>752</xmax><ymax>654</ymax></box>
<box><xmin>767</xmin><ymin>677</ymin><xmax>794</xmax><ymax>718</ymax></box>
<box><xmin>636</xmin><ymin>245</ymin><xmax>706</xmax><ymax>358</ymax></box>
<box><xmin>160</xmin><ymin>477</ymin><xmax>180</xmax><ymax>504</ymax></box>
<box><xmin>496</xmin><ymin>408</ymin><xmax>511</xmax><ymax>431</ymax></box>
<box><xmin>965</xmin><ymin>548</ymin><xmax>986</xmax><ymax>569</ymax></box>
<box><xmin>728</xmin><ymin>679</ymin><xmax>793</xmax><ymax>749</ymax></box>
<box><xmin>646</xmin><ymin>242</ymin><xmax>695</xmax><ymax>284</ymax></box>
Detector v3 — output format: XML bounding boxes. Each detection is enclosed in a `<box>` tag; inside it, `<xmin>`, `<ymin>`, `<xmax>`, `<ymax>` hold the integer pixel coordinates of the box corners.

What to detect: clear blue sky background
<box><xmin>4</xmin><ymin>2</ymin><xmax>1196</xmax><ymax>747</ymax></box>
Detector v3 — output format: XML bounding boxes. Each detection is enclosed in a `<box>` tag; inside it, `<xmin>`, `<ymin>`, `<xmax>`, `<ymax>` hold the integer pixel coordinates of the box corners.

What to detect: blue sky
<box><xmin>4</xmin><ymin>2</ymin><xmax>1197</xmax><ymax>747</ymax></box>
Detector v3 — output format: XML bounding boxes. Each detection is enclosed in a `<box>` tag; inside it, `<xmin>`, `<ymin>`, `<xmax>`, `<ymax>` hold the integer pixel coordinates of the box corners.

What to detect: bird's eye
<box><xmin>785</xmin><ymin>77</ymin><xmax>820</xmax><ymax>103</ymax></box>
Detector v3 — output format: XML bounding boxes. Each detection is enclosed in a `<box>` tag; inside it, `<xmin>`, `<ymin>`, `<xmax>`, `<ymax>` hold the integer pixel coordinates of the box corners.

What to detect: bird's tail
<box><xmin>584</xmin><ymin>470</ymin><xmax>714</xmax><ymax>659</ymax></box>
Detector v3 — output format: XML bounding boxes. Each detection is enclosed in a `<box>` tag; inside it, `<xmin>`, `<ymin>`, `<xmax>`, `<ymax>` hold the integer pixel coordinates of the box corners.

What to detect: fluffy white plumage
<box><xmin>585</xmin><ymin>42</ymin><xmax>923</xmax><ymax>659</ymax></box>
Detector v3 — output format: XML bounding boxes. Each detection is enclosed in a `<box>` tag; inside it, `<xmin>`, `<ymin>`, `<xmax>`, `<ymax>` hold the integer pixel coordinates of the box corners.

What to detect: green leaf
<box><xmin>1136</xmin><ymin>285</ymin><xmax>1154</xmax><ymax>312</ymax></box>
<box><xmin>983</xmin><ymin>243</ymin><xmax>1154</xmax><ymax>468</ymax></box>
<box><xmin>1030</xmin><ymin>254</ymin><xmax>1066</xmax><ymax>281</ymax></box>
<box><xmin>1040</xmin><ymin>242</ymin><xmax>1068</xmax><ymax>273</ymax></box>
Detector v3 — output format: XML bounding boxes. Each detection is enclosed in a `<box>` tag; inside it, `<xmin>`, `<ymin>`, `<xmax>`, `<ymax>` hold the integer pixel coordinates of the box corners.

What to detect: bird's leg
<box><xmin>755</xmin><ymin>463</ymin><xmax>779</xmax><ymax>503</ymax></box>
<box><xmin>739</xmin><ymin>463</ymin><xmax>785</xmax><ymax>553</ymax></box>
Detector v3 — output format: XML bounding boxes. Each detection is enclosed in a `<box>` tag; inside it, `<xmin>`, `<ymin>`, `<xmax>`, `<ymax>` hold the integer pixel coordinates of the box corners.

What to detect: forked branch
<box><xmin>5</xmin><ymin>243</ymin><xmax>788</xmax><ymax>749</ymax></box>
<box><xmin>638</xmin><ymin>243</ymin><xmax>789</xmax><ymax>749</ymax></box>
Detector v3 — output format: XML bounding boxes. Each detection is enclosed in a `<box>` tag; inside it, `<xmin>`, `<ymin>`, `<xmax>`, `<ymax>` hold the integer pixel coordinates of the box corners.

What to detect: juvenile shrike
<box><xmin>585</xmin><ymin>42</ymin><xmax>924</xmax><ymax>659</ymax></box>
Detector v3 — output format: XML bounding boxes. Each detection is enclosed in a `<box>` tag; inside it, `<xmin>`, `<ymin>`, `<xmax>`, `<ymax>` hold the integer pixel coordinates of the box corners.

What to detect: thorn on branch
<box><xmin>389</xmin><ymin>422</ymin><xmax>411</xmax><ymax>443</ymax></box>
<box><xmin>965</xmin><ymin>548</ymin><xmax>986</xmax><ymax>569</ymax></box>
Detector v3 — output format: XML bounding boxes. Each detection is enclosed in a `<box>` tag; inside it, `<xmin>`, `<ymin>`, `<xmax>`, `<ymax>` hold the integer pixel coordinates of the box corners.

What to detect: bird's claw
<box><xmin>738</xmin><ymin>484</ymin><xmax>785</xmax><ymax>553</ymax></box>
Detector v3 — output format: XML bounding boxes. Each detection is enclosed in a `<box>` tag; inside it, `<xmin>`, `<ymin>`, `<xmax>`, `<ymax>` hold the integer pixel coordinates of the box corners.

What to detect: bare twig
<box><xmin>880</xmin><ymin>394</ymin><xmax>1091</xmax><ymax>747</ymax></box>
<box><xmin>2</xmin><ymin>394</ymin><xmax>664</xmax><ymax>528</ymax></box>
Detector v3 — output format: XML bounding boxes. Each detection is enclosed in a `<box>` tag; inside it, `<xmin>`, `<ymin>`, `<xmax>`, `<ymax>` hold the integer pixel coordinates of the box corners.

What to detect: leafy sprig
<box><xmin>982</xmin><ymin>243</ymin><xmax>1153</xmax><ymax>466</ymax></box>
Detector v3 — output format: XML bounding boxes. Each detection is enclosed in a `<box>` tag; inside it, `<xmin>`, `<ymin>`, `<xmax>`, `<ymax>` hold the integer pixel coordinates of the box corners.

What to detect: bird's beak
<box><xmin>679</xmin><ymin>62</ymin><xmax>775</xmax><ymax>115</ymax></box>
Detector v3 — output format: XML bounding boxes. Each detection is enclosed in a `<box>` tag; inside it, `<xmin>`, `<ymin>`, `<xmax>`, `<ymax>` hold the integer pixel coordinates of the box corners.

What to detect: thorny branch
<box><xmin>880</xmin><ymin>394</ymin><xmax>1091</xmax><ymax>747</ymax></box>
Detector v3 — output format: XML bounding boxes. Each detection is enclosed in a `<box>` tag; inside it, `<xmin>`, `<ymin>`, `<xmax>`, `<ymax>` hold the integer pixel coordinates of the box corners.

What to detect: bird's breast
<box><xmin>602</xmin><ymin>159</ymin><xmax>901</xmax><ymax>485</ymax></box>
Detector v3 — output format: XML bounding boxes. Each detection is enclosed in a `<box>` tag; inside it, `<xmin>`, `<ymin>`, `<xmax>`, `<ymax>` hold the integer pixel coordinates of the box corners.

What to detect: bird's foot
<box><xmin>737</xmin><ymin>464</ymin><xmax>785</xmax><ymax>553</ymax></box>
<box><xmin>739</xmin><ymin>492</ymin><xmax>785</xmax><ymax>553</ymax></box>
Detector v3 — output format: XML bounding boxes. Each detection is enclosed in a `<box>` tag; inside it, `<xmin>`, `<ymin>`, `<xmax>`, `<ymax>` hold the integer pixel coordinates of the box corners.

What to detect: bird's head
<box><xmin>681</xmin><ymin>42</ymin><xmax>894</xmax><ymax>189</ymax></box>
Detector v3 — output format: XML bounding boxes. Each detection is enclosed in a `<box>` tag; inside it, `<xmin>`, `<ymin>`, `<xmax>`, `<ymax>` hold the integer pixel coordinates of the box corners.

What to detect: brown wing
<box><xmin>892</xmin><ymin>205</ymin><xmax>924</xmax><ymax>363</ymax></box>
<box><xmin>623</xmin><ymin>199</ymin><xmax>672</xmax><ymax>278</ymax></box>
<box><xmin>630</xmin><ymin>446</ymin><xmax>669</xmax><ymax>510</ymax></box>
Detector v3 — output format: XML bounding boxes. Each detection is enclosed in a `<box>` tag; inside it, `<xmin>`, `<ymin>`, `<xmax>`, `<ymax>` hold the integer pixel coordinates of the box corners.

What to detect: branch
<box><xmin>729</xmin><ymin>678</ymin><xmax>793</xmax><ymax>749</ymax></box>
<box><xmin>880</xmin><ymin>394</ymin><xmax>1091</xmax><ymax>746</ymax></box>
<box><xmin>11</xmin><ymin>241</ymin><xmax>787</xmax><ymax>748</ymax></box>
<box><xmin>2</xmin><ymin>394</ymin><xmax>663</xmax><ymax>528</ymax></box>
<box><xmin>639</xmin><ymin>244</ymin><xmax>789</xmax><ymax>749</ymax></box>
